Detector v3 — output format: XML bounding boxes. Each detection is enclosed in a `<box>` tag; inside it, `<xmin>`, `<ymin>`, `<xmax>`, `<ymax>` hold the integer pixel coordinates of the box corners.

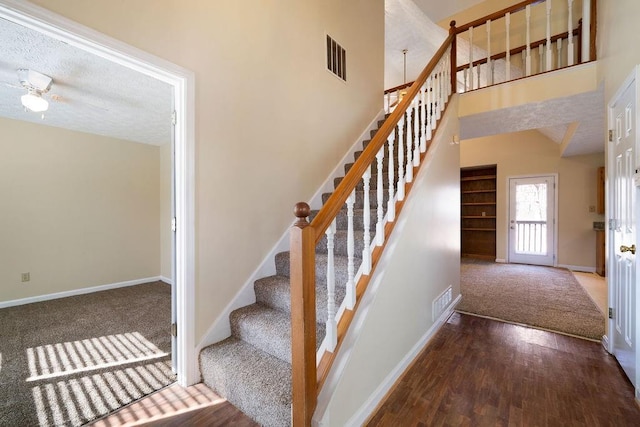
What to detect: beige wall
<box><xmin>0</xmin><ymin>117</ymin><xmax>161</xmax><ymax>301</ymax></box>
<box><xmin>27</xmin><ymin>0</ymin><xmax>385</xmax><ymax>341</ymax></box>
<box><xmin>597</xmin><ymin>0</ymin><xmax>640</xmax><ymax>102</ymax></box>
<box><xmin>322</xmin><ymin>98</ymin><xmax>461</xmax><ymax>425</ymax></box>
<box><xmin>160</xmin><ymin>142</ymin><xmax>172</xmax><ymax>281</ymax></box>
<box><xmin>461</xmin><ymin>129</ymin><xmax>604</xmax><ymax>268</ymax></box>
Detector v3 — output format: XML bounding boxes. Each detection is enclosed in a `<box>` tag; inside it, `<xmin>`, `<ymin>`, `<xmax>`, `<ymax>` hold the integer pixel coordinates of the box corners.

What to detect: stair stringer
<box><xmin>196</xmin><ymin>109</ymin><xmax>386</xmax><ymax>353</ymax></box>
<box><xmin>313</xmin><ymin>96</ymin><xmax>462</xmax><ymax>426</ymax></box>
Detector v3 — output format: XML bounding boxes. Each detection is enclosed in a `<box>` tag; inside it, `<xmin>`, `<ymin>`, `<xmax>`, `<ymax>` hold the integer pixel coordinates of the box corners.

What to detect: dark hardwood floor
<box><xmin>93</xmin><ymin>313</ymin><xmax>640</xmax><ymax>426</ymax></box>
<box><xmin>367</xmin><ymin>312</ymin><xmax>640</xmax><ymax>426</ymax></box>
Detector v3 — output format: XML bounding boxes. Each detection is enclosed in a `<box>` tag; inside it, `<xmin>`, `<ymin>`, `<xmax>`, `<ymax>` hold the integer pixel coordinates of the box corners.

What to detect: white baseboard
<box><xmin>344</xmin><ymin>294</ymin><xmax>462</xmax><ymax>427</ymax></box>
<box><xmin>160</xmin><ymin>275</ymin><xmax>173</xmax><ymax>285</ymax></box>
<box><xmin>601</xmin><ymin>334</ymin><xmax>610</xmax><ymax>352</ymax></box>
<box><xmin>0</xmin><ymin>276</ymin><xmax>163</xmax><ymax>309</ymax></box>
<box><xmin>558</xmin><ymin>264</ymin><xmax>596</xmax><ymax>273</ymax></box>
<box><xmin>196</xmin><ymin>109</ymin><xmax>386</xmax><ymax>353</ymax></box>
<box><xmin>495</xmin><ymin>258</ymin><xmax>507</xmax><ymax>263</ymax></box>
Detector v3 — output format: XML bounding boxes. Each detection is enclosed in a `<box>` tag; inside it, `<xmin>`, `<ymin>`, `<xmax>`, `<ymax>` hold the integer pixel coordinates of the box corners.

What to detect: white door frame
<box><xmin>607</xmin><ymin>65</ymin><xmax>640</xmax><ymax>399</ymax></box>
<box><xmin>0</xmin><ymin>0</ymin><xmax>198</xmax><ymax>385</ymax></box>
<box><xmin>506</xmin><ymin>174</ymin><xmax>558</xmax><ymax>267</ymax></box>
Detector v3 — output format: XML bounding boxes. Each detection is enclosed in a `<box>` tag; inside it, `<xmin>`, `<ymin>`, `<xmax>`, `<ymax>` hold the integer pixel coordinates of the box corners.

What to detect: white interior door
<box><xmin>508</xmin><ymin>176</ymin><xmax>556</xmax><ymax>266</ymax></box>
<box><xmin>609</xmin><ymin>73</ymin><xmax>637</xmax><ymax>388</ymax></box>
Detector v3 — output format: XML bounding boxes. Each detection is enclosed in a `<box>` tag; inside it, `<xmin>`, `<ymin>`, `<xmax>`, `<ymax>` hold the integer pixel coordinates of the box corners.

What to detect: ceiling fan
<box><xmin>16</xmin><ymin>68</ymin><xmax>53</xmax><ymax>113</ymax></box>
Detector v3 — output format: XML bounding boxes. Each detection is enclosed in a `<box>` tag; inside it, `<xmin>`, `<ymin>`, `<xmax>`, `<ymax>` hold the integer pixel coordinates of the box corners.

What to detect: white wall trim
<box><xmin>0</xmin><ymin>0</ymin><xmax>198</xmax><ymax>385</ymax></box>
<box><xmin>160</xmin><ymin>276</ymin><xmax>174</xmax><ymax>285</ymax></box>
<box><xmin>0</xmin><ymin>277</ymin><xmax>163</xmax><ymax>309</ymax></box>
<box><xmin>602</xmin><ymin>334</ymin><xmax>610</xmax><ymax>352</ymax></box>
<box><xmin>343</xmin><ymin>295</ymin><xmax>462</xmax><ymax>427</ymax></box>
<box><xmin>495</xmin><ymin>258</ymin><xmax>507</xmax><ymax>263</ymax></box>
<box><xmin>558</xmin><ymin>264</ymin><xmax>596</xmax><ymax>273</ymax></box>
<box><xmin>196</xmin><ymin>109</ymin><xmax>385</xmax><ymax>352</ymax></box>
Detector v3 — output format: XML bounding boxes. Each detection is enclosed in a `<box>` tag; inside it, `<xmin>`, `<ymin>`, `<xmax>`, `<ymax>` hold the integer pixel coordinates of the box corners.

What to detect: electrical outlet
<box><xmin>589</xmin><ymin>205</ymin><xmax>596</xmax><ymax>213</ymax></box>
<box><xmin>21</xmin><ymin>272</ymin><xmax>30</xmax><ymax>282</ymax></box>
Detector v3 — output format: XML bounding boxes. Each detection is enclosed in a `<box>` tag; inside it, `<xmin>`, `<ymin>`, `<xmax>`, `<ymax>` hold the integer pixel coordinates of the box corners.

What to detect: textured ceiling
<box><xmin>0</xmin><ymin>17</ymin><xmax>172</xmax><ymax>146</ymax></box>
<box><xmin>386</xmin><ymin>0</ymin><xmax>604</xmax><ymax>157</ymax></box>
<box><xmin>459</xmin><ymin>85</ymin><xmax>605</xmax><ymax>156</ymax></box>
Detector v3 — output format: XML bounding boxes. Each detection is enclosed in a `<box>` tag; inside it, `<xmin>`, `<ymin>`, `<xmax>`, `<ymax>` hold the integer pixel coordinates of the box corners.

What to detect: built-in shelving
<box><xmin>461</xmin><ymin>165</ymin><xmax>497</xmax><ymax>260</ymax></box>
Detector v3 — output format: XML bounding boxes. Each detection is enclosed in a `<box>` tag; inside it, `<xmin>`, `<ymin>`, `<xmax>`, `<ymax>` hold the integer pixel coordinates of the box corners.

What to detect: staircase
<box><xmin>199</xmin><ymin>117</ymin><xmax>396</xmax><ymax>426</ymax></box>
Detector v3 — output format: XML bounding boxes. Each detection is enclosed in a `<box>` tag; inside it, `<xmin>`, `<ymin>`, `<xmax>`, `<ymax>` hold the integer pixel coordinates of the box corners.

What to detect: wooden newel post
<box><xmin>290</xmin><ymin>202</ymin><xmax>317</xmax><ymax>426</ymax></box>
<box><xmin>450</xmin><ymin>20</ymin><xmax>457</xmax><ymax>94</ymax></box>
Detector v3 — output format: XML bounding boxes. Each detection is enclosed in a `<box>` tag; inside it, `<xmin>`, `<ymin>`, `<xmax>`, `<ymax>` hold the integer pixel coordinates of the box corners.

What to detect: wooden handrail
<box><xmin>384</xmin><ymin>81</ymin><xmax>413</xmax><ymax>95</ymax></box>
<box><xmin>455</xmin><ymin>0</ymin><xmax>544</xmax><ymax>34</ymax></box>
<box><xmin>310</xmin><ymin>34</ymin><xmax>454</xmax><ymax>243</ymax></box>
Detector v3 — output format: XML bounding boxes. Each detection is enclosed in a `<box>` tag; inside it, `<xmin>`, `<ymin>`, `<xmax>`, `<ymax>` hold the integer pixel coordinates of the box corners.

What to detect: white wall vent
<box><xmin>326</xmin><ymin>34</ymin><xmax>346</xmax><ymax>81</ymax></box>
<box><xmin>432</xmin><ymin>286</ymin><xmax>453</xmax><ymax>322</ymax></box>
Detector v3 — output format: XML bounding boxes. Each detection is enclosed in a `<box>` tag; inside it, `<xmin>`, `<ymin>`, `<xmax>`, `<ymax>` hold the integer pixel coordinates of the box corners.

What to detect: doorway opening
<box><xmin>0</xmin><ymin>0</ymin><xmax>196</xmax><ymax>387</ymax></box>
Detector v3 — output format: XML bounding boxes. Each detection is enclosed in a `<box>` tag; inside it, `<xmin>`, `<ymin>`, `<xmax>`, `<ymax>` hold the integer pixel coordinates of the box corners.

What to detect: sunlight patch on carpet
<box><xmin>26</xmin><ymin>332</ymin><xmax>167</xmax><ymax>382</ymax></box>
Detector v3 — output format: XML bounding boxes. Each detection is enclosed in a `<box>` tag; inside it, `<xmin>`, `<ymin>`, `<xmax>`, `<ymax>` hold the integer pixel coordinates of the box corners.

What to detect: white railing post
<box><xmin>539</xmin><ymin>45</ymin><xmax>544</xmax><ymax>73</ymax></box>
<box><xmin>425</xmin><ymin>77</ymin><xmax>432</xmax><ymax>142</ymax></box>
<box><xmin>546</xmin><ymin>0</ymin><xmax>553</xmax><ymax>71</ymax></box>
<box><xmin>567</xmin><ymin>0</ymin><xmax>574</xmax><ymax>66</ymax></box>
<box><xmin>506</xmin><ymin>12</ymin><xmax>511</xmax><ymax>81</ymax></box>
<box><xmin>557</xmin><ymin>38</ymin><xmax>563</xmax><ymax>68</ymax></box>
<box><xmin>362</xmin><ymin>166</ymin><xmax>371</xmax><ymax>274</ymax></box>
<box><xmin>486</xmin><ymin>19</ymin><xmax>492</xmax><ymax>86</ymax></box>
<box><xmin>581</xmin><ymin>0</ymin><xmax>591</xmax><ymax>63</ymax></box>
<box><xmin>325</xmin><ymin>219</ymin><xmax>337</xmax><ymax>352</ymax></box>
<box><xmin>405</xmin><ymin>106</ymin><xmax>413</xmax><ymax>183</ymax></box>
<box><xmin>526</xmin><ymin>5</ymin><xmax>532</xmax><ymax>76</ymax></box>
<box><xmin>387</xmin><ymin>130</ymin><xmax>396</xmax><ymax>222</ymax></box>
<box><xmin>469</xmin><ymin>26</ymin><xmax>474</xmax><ymax>91</ymax></box>
<box><xmin>375</xmin><ymin>146</ymin><xmax>385</xmax><ymax>246</ymax></box>
<box><xmin>412</xmin><ymin>97</ymin><xmax>420</xmax><ymax>167</ymax></box>
<box><xmin>396</xmin><ymin>117</ymin><xmax>405</xmax><ymax>203</ymax></box>
<box><xmin>420</xmin><ymin>86</ymin><xmax>427</xmax><ymax>152</ymax></box>
<box><xmin>345</xmin><ymin>191</ymin><xmax>356</xmax><ymax>309</ymax></box>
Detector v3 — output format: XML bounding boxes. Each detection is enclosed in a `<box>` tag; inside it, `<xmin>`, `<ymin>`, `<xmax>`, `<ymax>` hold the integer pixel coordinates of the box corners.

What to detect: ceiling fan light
<box><xmin>21</xmin><ymin>92</ymin><xmax>49</xmax><ymax>112</ymax></box>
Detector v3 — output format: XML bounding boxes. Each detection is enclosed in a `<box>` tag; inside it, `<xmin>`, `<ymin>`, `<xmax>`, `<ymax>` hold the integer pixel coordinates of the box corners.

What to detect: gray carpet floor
<box><xmin>0</xmin><ymin>281</ymin><xmax>174</xmax><ymax>426</ymax></box>
<box><xmin>457</xmin><ymin>259</ymin><xmax>605</xmax><ymax>340</ymax></box>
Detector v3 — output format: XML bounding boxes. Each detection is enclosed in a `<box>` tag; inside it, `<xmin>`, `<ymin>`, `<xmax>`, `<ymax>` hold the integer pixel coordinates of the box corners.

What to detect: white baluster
<box><xmin>387</xmin><ymin>130</ymin><xmax>395</xmax><ymax>222</ymax></box>
<box><xmin>361</xmin><ymin>166</ymin><xmax>371</xmax><ymax>274</ymax></box>
<box><xmin>539</xmin><ymin>45</ymin><xmax>544</xmax><ymax>73</ymax></box>
<box><xmin>405</xmin><ymin>106</ymin><xmax>414</xmax><ymax>183</ymax></box>
<box><xmin>557</xmin><ymin>38</ymin><xmax>563</xmax><ymax>68</ymax></box>
<box><xmin>546</xmin><ymin>0</ymin><xmax>552</xmax><ymax>71</ymax></box>
<box><xmin>581</xmin><ymin>0</ymin><xmax>591</xmax><ymax>63</ymax></box>
<box><xmin>446</xmin><ymin>54</ymin><xmax>452</xmax><ymax>97</ymax></box>
<box><xmin>506</xmin><ymin>12</ymin><xmax>511</xmax><ymax>81</ymax></box>
<box><xmin>425</xmin><ymin>76</ymin><xmax>432</xmax><ymax>142</ymax></box>
<box><xmin>385</xmin><ymin>92</ymin><xmax>390</xmax><ymax>114</ymax></box>
<box><xmin>526</xmin><ymin>5</ymin><xmax>532</xmax><ymax>76</ymax></box>
<box><xmin>567</xmin><ymin>0</ymin><xmax>574</xmax><ymax>66</ymax></box>
<box><xmin>345</xmin><ymin>191</ymin><xmax>356</xmax><ymax>309</ymax></box>
<box><xmin>397</xmin><ymin>116</ymin><xmax>405</xmax><ymax>201</ymax></box>
<box><xmin>486</xmin><ymin>19</ymin><xmax>492</xmax><ymax>86</ymax></box>
<box><xmin>476</xmin><ymin>62</ymin><xmax>481</xmax><ymax>90</ymax></box>
<box><xmin>325</xmin><ymin>219</ymin><xmax>337</xmax><ymax>352</ymax></box>
<box><xmin>413</xmin><ymin>97</ymin><xmax>420</xmax><ymax>167</ymax></box>
<box><xmin>436</xmin><ymin>68</ymin><xmax>442</xmax><ymax>120</ymax></box>
<box><xmin>420</xmin><ymin>86</ymin><xmax>427</xmax><ymax>152</ymax></box>
<box><xmin>375</xmin><ymin>146</ymin><xmax>384</xmax><ymax>246</ymax></box>
<box><xmin>469</xmin><ymin>26</ymin><xmax>474</xmax><ymax>91</ymax></box>
<box><xmin>441</xmin><ymin>61</ymin><xmax>447</xmax><ymax>110</ymax></box>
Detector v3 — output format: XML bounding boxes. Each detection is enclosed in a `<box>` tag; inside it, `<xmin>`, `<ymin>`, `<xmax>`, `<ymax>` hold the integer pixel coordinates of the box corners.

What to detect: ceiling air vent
<box><xmin>326</xmin><ymin>34</ymin><xmax>346</xmax><ymax>81</ymax></box>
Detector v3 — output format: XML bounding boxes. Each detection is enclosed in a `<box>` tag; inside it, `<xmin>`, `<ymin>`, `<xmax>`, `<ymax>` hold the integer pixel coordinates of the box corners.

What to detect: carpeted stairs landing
<box><xmin>199</xmin><ymin>117</ymin><xmax>404</xmax><ymax>426</ymax></box>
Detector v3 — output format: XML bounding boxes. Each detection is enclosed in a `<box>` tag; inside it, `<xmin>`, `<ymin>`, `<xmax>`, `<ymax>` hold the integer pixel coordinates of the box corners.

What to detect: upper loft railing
<box><xmin>385</xmin><ymin>0</ymin><xmax>597</xmax><ymax>108</ymax></box>
<box><xmin>291</xmin><ymin>0</ymin><xmax>596</xmax><ymax>424</ymax></box>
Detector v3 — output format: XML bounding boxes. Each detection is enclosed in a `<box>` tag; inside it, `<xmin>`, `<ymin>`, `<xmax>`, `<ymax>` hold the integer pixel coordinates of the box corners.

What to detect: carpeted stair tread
<box><xmin>199</xmin><ymin>337</ymin><xmax>292</xmax><ymax>427</ymax></box>
<box><xmin>322</xmin><ymin>189</ymin><xmax>390</xmax><ymax>209</ymax></box>
<box><xmin>317</xmin><ymin>229</ymin><xmax>368</xmax><ymax>258</ymax></box>
<box><xmin>230</xmin><ymin>304</ymin><xmax>324</xmax><ymax>363</ymax></box>
<box><xmin>254</xmin><ymin>275</ymin><xmax>346</xmax><ymax>324</ymax></box>
<box><xmin>309</xmin><ymin>208</ymin><xmax>377</xmax><ymax>231</ymax></box>
<box><xmin>275</xmin><ymin>251</ymin><xmax>357</xmax><ymax>288</ymax></box>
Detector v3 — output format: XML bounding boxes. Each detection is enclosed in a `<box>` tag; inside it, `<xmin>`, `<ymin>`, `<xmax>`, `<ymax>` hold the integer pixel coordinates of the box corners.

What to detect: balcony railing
<box><xmin>514</xmin><ymin>220</ymin><xmax>548</xmax><ymax>254</ymax></box>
